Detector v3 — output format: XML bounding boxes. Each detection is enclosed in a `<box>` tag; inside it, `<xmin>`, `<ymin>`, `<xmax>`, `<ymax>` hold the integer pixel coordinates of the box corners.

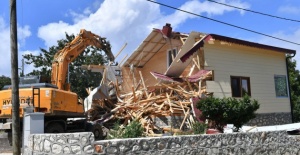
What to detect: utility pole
<box><xmin>10</xmin><ymin>0</ymin><xmax>21</xmax><ymax>154</ymax></box>
<box><xmin>19</xmin><ymin>58</ymin><xmax>24</xmax><ymax>77</ymax></box>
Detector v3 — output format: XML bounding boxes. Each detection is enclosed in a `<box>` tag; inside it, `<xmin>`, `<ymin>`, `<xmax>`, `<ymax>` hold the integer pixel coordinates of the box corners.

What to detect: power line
<box><xmin>146</xmin><ymin>0</ymin><xmax>300</xmax><ymax>46</ymax></box>
<box><xmin>207</xmin><ymin>0</ymin><xmax>300</xmax><ymax>23</ymax></box>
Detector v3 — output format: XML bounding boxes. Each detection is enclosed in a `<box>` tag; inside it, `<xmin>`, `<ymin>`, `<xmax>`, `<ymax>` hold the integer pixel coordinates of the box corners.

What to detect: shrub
<box><xmin>122</xmin><ymin>120</ymin><xmax>144</xmax><ymax>138</ymax></box>
<box><xmin>191</xmin><ymin>121</ymin><xmax>207</xmax><ymax>134</ymax></box>
<box><xmin>107</xmin><ymin>120</ymin><xmax>144</xmax><ymax>139</ymax></box>
<box><xmin>196</xmin><ymin>95</ymin><xmax>259</xmax><ymax>132</ymax></box>
<box><xmin>106</xmin><ymin>120</ymin><xmax>123</xmax><ymax>139</ymax></box>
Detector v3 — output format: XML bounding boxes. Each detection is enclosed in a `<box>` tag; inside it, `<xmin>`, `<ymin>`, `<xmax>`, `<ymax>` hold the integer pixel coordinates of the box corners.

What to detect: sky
<box><xmin>0</xmin><ymin>0</ymin><xmax>300</xmax><ymax>77</ymax></box>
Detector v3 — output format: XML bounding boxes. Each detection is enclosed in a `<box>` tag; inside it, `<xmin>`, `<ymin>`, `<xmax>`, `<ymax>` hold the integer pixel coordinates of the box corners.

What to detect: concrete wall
<box><xmin>25</xmin><ymin>130</ymin><xmax>300</xmax><ymax>155</ymax></box>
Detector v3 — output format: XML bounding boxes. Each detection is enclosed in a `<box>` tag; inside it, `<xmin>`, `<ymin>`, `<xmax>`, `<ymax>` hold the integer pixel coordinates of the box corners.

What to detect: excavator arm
<box><xmin>51</xmin><ymin>29</ymin><xmax>114</xmax><ymax>91</ymax></box>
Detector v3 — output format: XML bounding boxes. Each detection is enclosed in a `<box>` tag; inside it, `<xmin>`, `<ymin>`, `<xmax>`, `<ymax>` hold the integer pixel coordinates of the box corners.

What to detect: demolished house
<box><xmin>84</xmin><ymin>23</ymin><xmax>296</xmax><ymax>136</ymax></box>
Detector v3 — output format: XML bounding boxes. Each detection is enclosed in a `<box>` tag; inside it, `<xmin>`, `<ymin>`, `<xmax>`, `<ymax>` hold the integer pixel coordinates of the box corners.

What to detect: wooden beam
<box><xmin>180</xmin><ymin>108</ymin><xmax>190</xmax><ymax>130</ymax></box>
<box><xmin>192</xmin><ymin>58</ymin><xmax>200</xmax><ymax>70</ymax></box>
<box><xmin>115</xmin><ymin>43</ymin><xmax>127</xmax><ymax>59</ymax></box>
<box><xmin>139</xmin><ymin>71</ymin><xmax>149</xmax><ymax>98</ymax></box>
<box><xmin>166</xmin><ymin>93</ymin><xmax>173</xmax><ymax>113</ymax></box>
<box><xmin>118</xmin><ymin>54</ymin><xmax>128</xmax><ymax>67</ymax></box>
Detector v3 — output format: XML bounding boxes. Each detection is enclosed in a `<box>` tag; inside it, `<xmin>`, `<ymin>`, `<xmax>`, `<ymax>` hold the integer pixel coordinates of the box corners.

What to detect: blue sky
<box><xmin>0</xmin><ymin>0</ymin><xmax>299</xmax><ymax>76</ymax></box>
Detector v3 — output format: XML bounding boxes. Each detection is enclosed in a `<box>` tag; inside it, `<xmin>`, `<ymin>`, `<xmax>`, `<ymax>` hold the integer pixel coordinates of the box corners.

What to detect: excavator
<box><xmin>0</xmin><ymin>29</ymin><xmax>114</xmax><ymax>137</ymax></box>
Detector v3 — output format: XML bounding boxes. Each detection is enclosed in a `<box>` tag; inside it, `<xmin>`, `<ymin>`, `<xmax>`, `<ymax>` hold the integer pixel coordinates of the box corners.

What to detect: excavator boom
<box><xmin>51</xmin><ymin>29</ymin><xmax>114</xmax><ymax>90</ymax></box>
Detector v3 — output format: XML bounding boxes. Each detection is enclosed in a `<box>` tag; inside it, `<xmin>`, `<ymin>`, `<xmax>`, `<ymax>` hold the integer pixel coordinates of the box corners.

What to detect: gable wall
<box><xmin>141</xmin><ymin>39</ymin><xmax>183</xmax><ymax>86</ymax></box>
<box><xmin>204</xmin><ymin>41</ymin><xmax>290</xmax><ymax>113</ymax></box>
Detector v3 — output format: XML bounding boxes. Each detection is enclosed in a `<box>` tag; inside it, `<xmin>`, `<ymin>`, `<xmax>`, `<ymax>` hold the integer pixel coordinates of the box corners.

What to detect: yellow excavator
<box><xmin>0</xmin><ymin>29</ymin><xmax>114</xmax><ymax>136</ymax></box>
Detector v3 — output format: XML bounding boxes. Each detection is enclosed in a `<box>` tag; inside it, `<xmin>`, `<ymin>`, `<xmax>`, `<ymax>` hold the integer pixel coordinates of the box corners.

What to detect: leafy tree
<box><xmin>0</xmin><ymin>75</ymin><xmax>11</xmax><ymax>89</ymax></box>
<box><xmin>23</xmin><ymin>32</ymin><xmax>110</xmax><ymax>99</ymax></box>
<box><xmin>197</xmin><ymin>95</ymin><xmax>259</xmax><ymax>132</ymax></box>
<box><xmin>287</xmin><ymin>58</ymin><xmax>300</xmax><ymax>122</ymax></box>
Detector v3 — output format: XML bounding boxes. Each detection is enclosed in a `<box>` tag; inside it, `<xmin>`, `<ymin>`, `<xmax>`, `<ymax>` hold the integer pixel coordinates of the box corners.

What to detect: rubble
<box><xmin>84</xmin><ymin>64</ymin><xmax>213</xmax><ymax>136</ymax></box>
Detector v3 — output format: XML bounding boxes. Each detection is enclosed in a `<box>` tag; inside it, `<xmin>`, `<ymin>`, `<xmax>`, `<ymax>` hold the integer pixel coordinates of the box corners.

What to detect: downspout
<box><xmin>286</xmin><ymin>53</ymin><xmax>296</xmax><ymax>123</ymax></box>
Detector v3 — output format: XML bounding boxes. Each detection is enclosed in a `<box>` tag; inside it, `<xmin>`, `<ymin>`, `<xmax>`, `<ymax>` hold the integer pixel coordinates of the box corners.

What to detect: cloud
<box><xmin>153</xmin><ymin>0</ymin><xmax>250</xmax><ymax>29</ymax></box>
<box><xmin>18</xmin><ymin>25</ymin><xmax>31</xmax><ymax>47</ymax></box>
<box><xmin>67</xmin><ymin>7</ymin><xmax>92</xmax><ymax>24</ymax></box>
<box><xmin>0</xmin><ymin>16</ymin><xmax>32</xmax><ymax>77</ymax></box>
<box><xmin>278</xmin><ymin>6</ymin><xmax>300</xmax><ymax>15</ymax></box>
<box><xmin>37</xmin><ymin>0</ymin><xmax>250</xmax><ymax>64</ymax></box>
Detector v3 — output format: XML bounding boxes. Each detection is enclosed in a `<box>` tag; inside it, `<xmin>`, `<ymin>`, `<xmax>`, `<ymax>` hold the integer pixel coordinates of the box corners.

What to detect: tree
<box><xmin>23</xmin><ymin>32</ymin><xmax>110</xmax><ymax>99</ymax></box>
<box><xmin>287</xmin><ymin>58</ymin><xmax>300</xmax><ymax>122</ymax></box>
<box><xmin>197</xmin><ymin>95</ymin><xmax>259</xmax><ymax>132</ymax></box>
<box><xmin>0</xmin><ymin>75</ymin><xmax>11</xmax><ymax>89</ymax></box>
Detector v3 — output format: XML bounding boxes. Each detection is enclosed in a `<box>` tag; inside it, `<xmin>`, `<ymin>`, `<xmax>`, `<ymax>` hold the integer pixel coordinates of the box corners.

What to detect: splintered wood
<box><xmin>90</xmin><ymin>69</ymin><xmax>213</xmax><ymax>136</ymax></box>
<box><xmin>113</xmin><ymin>82</ymin><xmax>196</xmax><ymax>136</ymax></box>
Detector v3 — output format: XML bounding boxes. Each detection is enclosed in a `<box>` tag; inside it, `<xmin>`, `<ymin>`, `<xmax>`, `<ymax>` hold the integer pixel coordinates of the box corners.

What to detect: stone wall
<box><xmin>25</xmin><ymin>130</ymin><xmax>300</xmax><ymax>155</ymax></box>
<box><xmin>247</xmin><ymin>112</ymin><xmax>292</xmax><ymax>126</ymax></box>
<box><xmin>154</xmin><ymin>113</ymin><xmax>293</xmax><ymax>128</ymax></box>
<box><xmin>93</xmin><ymin>131</ymin><xmax>300</xmax><ymax>155</ymax></box>
<box><xmin>24</xmin><ymin>132</ymin><xmax>94</xmax><ymax>155</ymax></box>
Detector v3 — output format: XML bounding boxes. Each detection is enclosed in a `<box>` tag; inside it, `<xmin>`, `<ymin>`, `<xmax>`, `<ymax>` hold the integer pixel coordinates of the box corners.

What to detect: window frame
<box><xmin>274</xmin><ymin>75</ymin><xmax>289</xmax><ymax>98</ymax></box>
<box><xmin>167</xmin><ymin>48</ymin><xmax>178</xmax><ymax>67</ymax></box>
<box><xmin>230</xmin><ymin>76</ymin><xmax>251</xmax><ymax>97</ymax></box>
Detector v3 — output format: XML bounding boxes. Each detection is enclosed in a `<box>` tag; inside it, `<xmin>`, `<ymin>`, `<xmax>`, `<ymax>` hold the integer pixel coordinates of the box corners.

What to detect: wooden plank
<box><xmin>115</xmin><ymin>43</ymin><xmax>127</xmax><ymax>59</ymax></box>
<box><xmin>192</xmin><ymin>58</ymin><xmax>200</xmax><ymax>70</ymax></box>
<box><xmin>100</xmin><ymin>68</ymin><xmax>107</xmax><ymax>85</ymax></box>
<box><xmin>180</xmin><ymin>108</ymin><xmax>190</xmax><ymax>130</ymax></box>
<box><xmin>119</xmin><ymin>54</ymin><xmax>128</xmax><ymax>67</ymax></box>
<box><xmin>197</xmin><ymin>55</ymin><xmax>200</xmax><ymax>69</ymax></box>
<box><xmin>166</xmin><ymin>93</ymin><xmax>173</xmax><ymax>113</ymax></box>
<box><xmin>139</xmin><ymin>71</ymin><xmax>149</xmax><ymax>98</ymax></box>
<box><xmin>132</xmin><ymin>86</ymin><xmax>136</xmax><ymax>102</ymax></box>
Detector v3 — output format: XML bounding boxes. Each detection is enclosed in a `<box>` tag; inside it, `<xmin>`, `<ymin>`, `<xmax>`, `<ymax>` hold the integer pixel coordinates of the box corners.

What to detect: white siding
<box><xmin>204</xmin><ymin>41</ymin><xmax>290</xmax><ymax>113</ymax></box>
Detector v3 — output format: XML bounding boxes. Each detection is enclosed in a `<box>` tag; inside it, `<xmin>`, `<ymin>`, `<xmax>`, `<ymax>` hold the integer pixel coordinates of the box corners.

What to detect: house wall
<box><xmin>141</xmin><ymin>39</ymin><xmax>182</xmax><ymax>86</ymax></box>
<box><xmin>120</xmin><ymin>67</ymin><xmax>142</xmax><ymax>93</ymax></box>
<box><xmin>204</xmin><ymin>41</ymin><xmax>290</xmax><ymax>114</ymax></box>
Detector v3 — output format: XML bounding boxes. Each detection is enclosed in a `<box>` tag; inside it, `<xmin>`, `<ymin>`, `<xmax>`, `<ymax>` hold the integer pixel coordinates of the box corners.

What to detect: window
<box><xmin>231</xmin><ymin>76</ymin><xmax>251</xmax><ymax>97</ymax></box>
<box><xmin>167</xmin><ymin>48</ymin><xmax>178</xmax><ymax>66</ymax></box>
<box><xmin>274</xmin><ymin>75</ymin><xmax>288</xmax><ymax>97</ymax></box>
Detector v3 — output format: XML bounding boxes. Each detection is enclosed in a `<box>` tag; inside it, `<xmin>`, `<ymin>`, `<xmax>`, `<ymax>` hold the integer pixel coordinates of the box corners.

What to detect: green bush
<box><xmin>191</xmin><ymin>122</ymin><xmax>207</xmax><ymax>134</ymax></box>
<box><xmin>196</xmin><ymin>95</ymin><xmax>259</xmax><ymax>132</ymax></box>
<box><xmin>122</xmin><ymin>120</ymin><xmax>144</xmax><ymax>138</ymax></box>
<box><xmin>106</xmin><ymin>120</ymin><xmax>123</xmax><ymax>139</ymax></box>
<box><xmin>107</xmin><ymin>120</ymin><xmax>144</xmax><ymax>139</ymax></box>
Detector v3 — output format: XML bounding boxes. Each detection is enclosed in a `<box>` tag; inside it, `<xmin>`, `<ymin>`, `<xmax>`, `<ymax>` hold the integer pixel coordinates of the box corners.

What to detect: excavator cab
<box><xmin>19</xmin><ymin>75</ymin><xmax>50</xmax><ymax>84</ymax></box>
<box><xmin>2</xmin><ymin>75</ymin><xmax>57</xmax><ymax>90</ymax></box>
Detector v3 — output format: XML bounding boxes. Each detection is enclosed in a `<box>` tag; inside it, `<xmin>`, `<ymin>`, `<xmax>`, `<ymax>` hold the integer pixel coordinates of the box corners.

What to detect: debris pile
<box><xmin>87</xmin><ymin>69</ymin><xmax>213</xmax><ymax>136</ymax></box>
<box><xmin>113</xmin><ymin>82</ymin><xmax>197</xmax><ymax>136</ymax></box>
